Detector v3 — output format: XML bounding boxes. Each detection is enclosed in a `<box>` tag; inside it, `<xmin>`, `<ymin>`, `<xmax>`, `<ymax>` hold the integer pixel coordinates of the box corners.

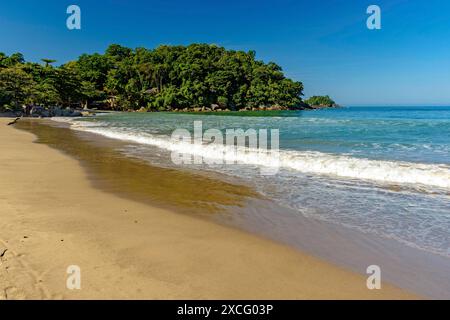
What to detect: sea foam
<box><xmin>54</xmin><ymin>117</ymin><xmax>450</xmax><ymax>190</ymax></box>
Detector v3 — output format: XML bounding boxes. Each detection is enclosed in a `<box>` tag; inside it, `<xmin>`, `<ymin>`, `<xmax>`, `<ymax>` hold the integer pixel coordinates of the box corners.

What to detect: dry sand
<box><xmin>0</xmin><ymin>118</ymin><xmax>417</xmax><ymax>299</ymax></box>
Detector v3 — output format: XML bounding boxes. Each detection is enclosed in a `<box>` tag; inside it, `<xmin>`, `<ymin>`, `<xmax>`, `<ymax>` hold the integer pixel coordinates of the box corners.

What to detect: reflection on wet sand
<box><xmin>16</xmin><ymin>119</ymin><xmax>259</xmax><ymax>216</ymax></box>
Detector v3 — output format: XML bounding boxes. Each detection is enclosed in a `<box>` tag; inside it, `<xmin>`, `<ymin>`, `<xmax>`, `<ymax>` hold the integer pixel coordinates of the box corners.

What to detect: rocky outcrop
<box><xmin>73</xmin><ymin>102</ymin><xmax>341</xmax><ymax>114</ymax></box>
<box><xmin>21</xmin><ymin>105</ymin><xmax>85</xmax><ymax>118</ymax></box>
<box><xmin>304</xmin><ymin>103</ymin><xmax>341</xmax><ymax>110</ymax></box>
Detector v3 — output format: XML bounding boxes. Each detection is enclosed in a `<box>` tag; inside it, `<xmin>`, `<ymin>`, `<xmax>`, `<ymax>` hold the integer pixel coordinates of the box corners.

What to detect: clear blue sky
<box><xmin>1</xmin><ymin>0</ymin><xmax>449</xmax><ymax>106</ymax></box>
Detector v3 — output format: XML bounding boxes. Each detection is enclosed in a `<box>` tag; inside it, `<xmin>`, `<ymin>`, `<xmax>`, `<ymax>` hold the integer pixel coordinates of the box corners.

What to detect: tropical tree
<box><xmin>0</xmin><ymin>66</ymin><xmax>34</xmax><ymax>111</ymax></box>
<box><xmin>0</xmin><ymin>45</ymin><xmax>312</xmax><ymax>112</ymax></box>
<box><xmin>41</xmin><ymin>59</ymin><xmax>57</xmax><ymax>67</ymax></box>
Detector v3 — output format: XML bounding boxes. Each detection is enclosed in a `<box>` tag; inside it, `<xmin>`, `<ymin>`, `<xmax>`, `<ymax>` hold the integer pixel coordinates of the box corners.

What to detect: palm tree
<box><xmin>41</xmin><ymin>59</ymin><xmax>57</xmax><ymax>67</ymax></box>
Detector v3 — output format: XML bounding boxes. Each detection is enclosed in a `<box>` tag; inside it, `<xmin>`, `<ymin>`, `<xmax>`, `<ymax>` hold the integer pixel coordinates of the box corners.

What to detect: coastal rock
<box><xmin>62</xmin><ymin>109</ymin><xmax>72</xmax><ymax>116</ymax></box>
<box><xmin>265</xmin><ymin>105</ymin><xmax>285</xmax><ymax>111</ymax></box>
<box><xmin>52</xmin><ymin>107</ymin><xmax>63</xmax><ymax>117</ymax></box>
<box><xmin>41</xmin><ymin>110</ymin><xmax>50</xmax><ymax>117</ymax></box>
<box><xmin>19</xmin><ymin>105</ymin><xmax>85</xmax><ymax>117</ymax></box>
<box><xmin>71</xmin><ymin>111</ymin><xmax>82</xmax><ymax>117</ymax></box>
<box><xmin>307</xmin><ymin>104</ymin><xmax>339</xmax><ymax>109</ymax></box>
<box><xmin>30</xmin><ymin>106</ymin><xmax>44</xmax><ymax>116</ymax></box>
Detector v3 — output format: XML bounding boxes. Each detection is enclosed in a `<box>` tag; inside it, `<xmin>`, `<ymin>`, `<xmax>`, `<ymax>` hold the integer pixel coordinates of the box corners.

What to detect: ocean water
<box><xmin>54</xmin><ymin>106</ymin><xmax>450</xmax><ymax>257</ymax></box>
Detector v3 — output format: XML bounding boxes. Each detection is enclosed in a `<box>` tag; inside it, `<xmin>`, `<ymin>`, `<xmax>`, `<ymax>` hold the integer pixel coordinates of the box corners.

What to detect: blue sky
<box><xmin>1</xmin><ymin>0</ymin><xmax>449</xmax><ymax>106</ymax></box>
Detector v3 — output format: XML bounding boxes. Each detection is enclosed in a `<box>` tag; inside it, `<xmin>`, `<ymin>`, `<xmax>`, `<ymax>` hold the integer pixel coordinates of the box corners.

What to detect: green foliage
<box><xmin>217</xmin><ymin>96</ymin><xmax>228</xmax><ymax>107</ymax></box>
<box><xmin>41</xmin><ymin>59</ymin><xmax>57</xmax><ymax>67</ymax></box>
<box><xmin>305</xmin><ymin>95</ymin><xmax>335</xmax><ymax>107</ymax></box>
<box><xmin>0</xmin><ymin>44</ymin><xmax>306</xmax><ymax>111</ymax></box>
<box><xmin>0</xmin><ymin>66</ymin><xmax>34</xmax><ymax>110</ymax></box>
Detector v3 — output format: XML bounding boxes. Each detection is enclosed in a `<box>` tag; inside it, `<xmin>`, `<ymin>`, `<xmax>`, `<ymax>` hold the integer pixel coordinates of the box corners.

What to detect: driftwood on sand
<box><xmin>7</xmin><ymin>118</ymin><xmax>20</xmax><ymax>126</ymax></box>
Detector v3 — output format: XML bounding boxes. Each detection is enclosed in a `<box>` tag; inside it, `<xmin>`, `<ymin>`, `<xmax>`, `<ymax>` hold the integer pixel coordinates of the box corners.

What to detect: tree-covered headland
<box><xmin>0</xmin><ymin>44</ymin><xmax>336</xmax><ymax>114</ymax></box>
<box><xmin>304</xmin><ymin>95</ymin><xmax>337</xmax><ymax>108</ymax></box>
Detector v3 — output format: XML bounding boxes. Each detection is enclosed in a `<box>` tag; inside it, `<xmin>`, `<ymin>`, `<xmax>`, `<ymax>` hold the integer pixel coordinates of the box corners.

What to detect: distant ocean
<box><xmin>55</xmin><ymin>106</ymin><xmax>450</xmax><ymax>257</ymax></box>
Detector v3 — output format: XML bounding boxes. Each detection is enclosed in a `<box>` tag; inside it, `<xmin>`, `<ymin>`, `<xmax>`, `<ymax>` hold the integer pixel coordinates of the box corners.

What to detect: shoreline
<box><xmin>0</xmin><ymin>104</ymin><xmax>341</xmax><ymax>120</ymax></box>
<box><xmin>0</xmin><ymin>118</ymin><xmax>417</xmax><ymax>299</ymax></box>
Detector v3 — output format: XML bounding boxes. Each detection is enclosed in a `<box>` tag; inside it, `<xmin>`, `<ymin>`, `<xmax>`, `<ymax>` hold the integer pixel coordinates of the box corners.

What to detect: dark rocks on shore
<box><xmin>209</xmin><ymin>102</ymin><xmax>338</xmax><ymax>112</ymax></box>
<box><xmin>169</xmin><ymin>104</ymin><xmax>292</xmax><ymax>113</ymax></box>
<box><xmin>304</xmin><ymin>104</ymin><xmax>342</xmax><ymax>110</ymax></box>
<box><xmin>12</xmin><ymin>105</ymin><xmax>87</xmax><ymax>118</ymax></box>
<box><xmin>132</xmin><ymin>102</ymin><xmax>341</xmax><ymax>113</ymax></box>
<box><xmin>5</xmin><ymin>101</ymin><xmax>341</xmax><ymax>118</ymax></box>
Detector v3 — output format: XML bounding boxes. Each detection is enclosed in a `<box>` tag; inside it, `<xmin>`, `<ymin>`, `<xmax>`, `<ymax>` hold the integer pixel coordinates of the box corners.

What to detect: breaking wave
<box><xmin>54</xmin><ymin>117</ymin><xmax>450</xmax><ymax>190</ymax></box>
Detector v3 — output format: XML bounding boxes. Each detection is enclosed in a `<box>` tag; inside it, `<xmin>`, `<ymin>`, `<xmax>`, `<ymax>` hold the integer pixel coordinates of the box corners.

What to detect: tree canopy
<box><xmin>304</xmin><ymin>95</ymin><xmax>336</xmax><ymax>107</ymax></box>
<box><xmin>1</xmin><ymin>44</ymin><xmax>308</xmax><ymax>112</ymax></box>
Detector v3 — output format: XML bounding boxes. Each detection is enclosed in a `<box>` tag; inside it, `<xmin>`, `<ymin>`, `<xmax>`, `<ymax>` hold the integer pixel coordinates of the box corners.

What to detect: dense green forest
<box><xmin>0</xmin><ymin>44</ymin><xmax>314</xmax><ymax>113</ymax></box>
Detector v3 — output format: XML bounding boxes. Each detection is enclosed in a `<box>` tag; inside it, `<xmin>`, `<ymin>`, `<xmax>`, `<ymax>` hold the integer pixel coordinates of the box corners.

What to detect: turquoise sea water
<box><xmin>56</xmin><ymin>106</ymin><xmax>450</xmax><ymax>256</ymax></box>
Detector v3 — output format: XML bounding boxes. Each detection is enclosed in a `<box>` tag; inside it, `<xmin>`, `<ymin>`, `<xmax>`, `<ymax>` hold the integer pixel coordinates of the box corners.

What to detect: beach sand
<box><xmin>0</xmin><ymin>118</ymin><xmax>417</xmax><ymax>299</ymax></box>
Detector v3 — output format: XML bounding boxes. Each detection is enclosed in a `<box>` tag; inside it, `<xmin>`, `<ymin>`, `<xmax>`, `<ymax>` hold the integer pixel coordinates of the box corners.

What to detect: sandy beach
<box><xmin>0</xmin><ymin>118</ymin><xmax>417</xmax><ymax>299</ymax></box>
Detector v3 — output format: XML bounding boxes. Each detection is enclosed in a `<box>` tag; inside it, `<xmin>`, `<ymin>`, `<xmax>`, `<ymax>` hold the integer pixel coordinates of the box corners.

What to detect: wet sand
<box><xmin>0</xmin><ymin>118</ymin><xmax>416</xmax><ymax>299</ymax></box>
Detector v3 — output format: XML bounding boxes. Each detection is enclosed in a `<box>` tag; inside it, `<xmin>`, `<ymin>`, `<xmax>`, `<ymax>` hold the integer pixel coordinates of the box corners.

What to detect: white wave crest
<box><xmin>58</xmin><ymin>119</ymin><xmax>450</xmax><ymax>189</ymax></box>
